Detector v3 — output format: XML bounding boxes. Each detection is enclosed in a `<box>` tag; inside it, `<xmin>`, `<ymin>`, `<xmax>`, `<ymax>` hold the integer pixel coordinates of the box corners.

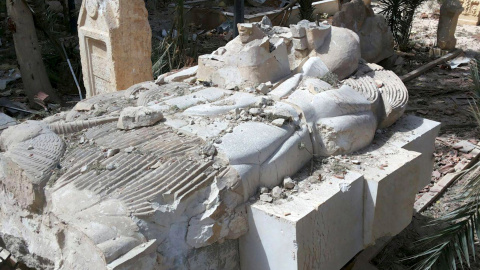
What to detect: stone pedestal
<box><xmin>78</xmin><ymin>0</ymin><xmax>153</xmax><ymax>97</ymax></box>
<box><xmin>459</xmin><ymin>0</ymin><xmax>480</xmax><ymax>25</ymax></box>
<box><xmin>239</xmin><ymin>116</ymin><xmax>441</xmax><ymax>270</ymax></box>
<box><xmin>438</xmin><ymin>0</ymin><xmax>464</xmax><ymax>50</ymax></box>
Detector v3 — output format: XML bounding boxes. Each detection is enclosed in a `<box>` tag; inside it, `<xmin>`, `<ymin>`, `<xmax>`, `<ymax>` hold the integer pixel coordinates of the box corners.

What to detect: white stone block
<box><xmin>382</xmin><ymin>115</ymin><xmax>441</xmax><ymax>190</ymax></box>
<box><xmin>240</xmin><ymin>172</ymin><xmax>365</xmax><ymax>270</ymax></box>
<box><xmin>239</xmin><ymin>116</ymin><xmax>441</xmax><ymax>269</ymax></box>
<box><xmin>293</xmin><ymin>37</ymin><xmax>308</xmax><ymax>51</ymax></box>
<box><xmin>290</xmin><ymin>25</ymin><xmax>306</xmax><ymax>38</ymax></box>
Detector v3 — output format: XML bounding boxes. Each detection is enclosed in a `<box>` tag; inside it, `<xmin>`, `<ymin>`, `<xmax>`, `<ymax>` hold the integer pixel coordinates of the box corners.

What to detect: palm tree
<box><xmin>405</xmin><ymin>59</ymin><xmax>480</xmax><ymax>269</ymax></box>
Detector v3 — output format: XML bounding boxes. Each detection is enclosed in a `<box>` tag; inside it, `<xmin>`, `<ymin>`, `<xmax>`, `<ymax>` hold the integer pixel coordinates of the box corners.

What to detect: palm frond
<box><xmin>378</xmin><ymin>0</ymin><xmax>426</xmax><ymax>50</ymax></box>
<box><xmin>402</xmin><ymin>60</ymin><xmax>480</xmax><ymax>270</ymax></box>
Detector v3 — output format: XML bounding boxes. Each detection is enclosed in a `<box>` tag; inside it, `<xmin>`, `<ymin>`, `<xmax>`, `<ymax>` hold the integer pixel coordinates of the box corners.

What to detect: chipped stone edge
<box><xmin>350</xmin><ymin>141</ymin><xmax>480</xmax><ymax>270</ymax></box>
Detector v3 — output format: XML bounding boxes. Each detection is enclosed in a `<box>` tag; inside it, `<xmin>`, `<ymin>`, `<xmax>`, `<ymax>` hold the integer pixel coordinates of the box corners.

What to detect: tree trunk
<box><xmin>6</xmin><ymin>0</ymin><xmax>61</xmax><ymax>106</ymax></box>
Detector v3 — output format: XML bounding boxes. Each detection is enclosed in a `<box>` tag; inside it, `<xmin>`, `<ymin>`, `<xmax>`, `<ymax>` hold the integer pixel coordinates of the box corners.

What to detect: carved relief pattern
<box><xmin>460</xmin><ymin>0</ymin><xmax>480</xmax><ymax>16</ymax></box>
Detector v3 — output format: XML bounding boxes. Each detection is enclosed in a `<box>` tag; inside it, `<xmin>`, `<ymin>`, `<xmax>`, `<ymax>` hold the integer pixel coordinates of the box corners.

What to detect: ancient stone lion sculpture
<box><xmin>0</xmin><ymin>19</ymin><xmax>407</xmax><ymax>269</ymax></box>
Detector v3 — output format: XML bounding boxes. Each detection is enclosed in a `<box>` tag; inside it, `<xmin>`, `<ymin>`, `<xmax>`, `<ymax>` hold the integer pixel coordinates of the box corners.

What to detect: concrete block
<box><xmin>240</xmin><ymin>172</ymin><xmax>364</xmax><ymax>270</ymax></box>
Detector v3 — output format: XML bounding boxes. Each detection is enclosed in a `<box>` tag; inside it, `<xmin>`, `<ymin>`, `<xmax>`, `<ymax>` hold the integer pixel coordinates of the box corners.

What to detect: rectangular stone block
<box><xmin>240</xmin><ymin>172</ymin><xmax>364</xmax><ymax>270</ymax></box>
<box><xmin>380</xmin><ymin>115</ymin><xmax>441</xmax><ymax>191</ymax></box>
<box><xmin>78</xmin><ymin>0</ymin><xmax>153</xmax><ymax>97</ymax></box>
<box><xmin>240</xmin><ymin>116</ymin><xmax>441</xmax><ymax>269</ymax></box>
<box><xmin>293</xmin><ymin>37</ymin><xmax>308</xmax><ymax>51</ymax></box>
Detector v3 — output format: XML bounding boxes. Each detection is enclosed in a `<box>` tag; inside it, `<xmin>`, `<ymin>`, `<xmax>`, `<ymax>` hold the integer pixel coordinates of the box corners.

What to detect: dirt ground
<box><xmin>370</xmin><ymin>1</ymin><xmax>480</xmax><ymax>269</ymax></box>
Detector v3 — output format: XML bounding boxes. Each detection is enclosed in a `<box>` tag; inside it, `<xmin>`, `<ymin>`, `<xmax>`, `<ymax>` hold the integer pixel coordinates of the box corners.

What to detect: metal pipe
<box><xmin>61</xmin><ymin>42</ymin><xmax>83</xmax><ymax>100</ymax></box>
<box><xmin>233</xmin><ymin>0</ymin><xmax>244</xmax><ymax>37</ymax></box>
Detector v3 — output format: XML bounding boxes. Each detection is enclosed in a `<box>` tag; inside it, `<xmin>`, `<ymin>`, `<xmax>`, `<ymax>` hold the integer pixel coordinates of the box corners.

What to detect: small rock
<box><xmin>351</xmin><ymin>160</ymin><xmax>361</xmax><ymax>165</ymax></box>
<box><xmin>79</xmin><ymin>136</ymin><xmax>86</xmax><ymax>144</ymax></box>
<box><xmin>125</xmin><ymin>146</ymin><xmax>135</xmax><ymax>153</ymax></box>
<box><xmin>106</xmin><ymin>148</ymin><xmax>120</xmax><ymax>158</ymax></box>
<box><xmin>283</xmin><ymin>177</ymin><xmax>295</xmax><ymax>189</ymax></box>
<box><xmin>271</xmin><ymin>186</ymin><xmax>282</xmax><ymax>198</ymax></box>
<box><xmin>80</xmin><ymin>165</ymin><xmax>88</xmax><ymax>173</ymax></box>
<box><xmin>249</xmin><ymin>108</ymin><xmax>262</xmax><ymax>116</ymax></box>
<box><xmin>260</xmin><ymin>187</ymin><xmax>269</xmax><ymax>194</ymax></box>
<box><xmin>214</xmin><ymin>138</ymin><xmax>222</xmax><ymax>144</ymax></box>
<box><xmin>202</xmin><ymin>143</ymin><xmax>217</xmax><ymax>156</ymax></box>
<box><xmin>260</xmin><ymin>194</ymin><xmax>273</xmax><ymax>203</ymax></box>
<box><xmin>106</xmin><ymin>163</ymin><xmax>116</xmax><ymax>171</ymax></box>
<box><xmin>28</xmin><ymin>145</ymin><xmax>34</xmax><ymax>150</ymax></box>
<box><xmin>117</xmin><ymin>106</ymin><xmax>164</xmax><ymax>130</ymax></box>
<box><xmin>256</xmin><ymin>83</ymin><xmax>271</xmax><ymax>94</ymax></box>
<box><xmin>271</xmin><ymin>119</ymin><xmax>285</xmax><ymax>127</ymax></box>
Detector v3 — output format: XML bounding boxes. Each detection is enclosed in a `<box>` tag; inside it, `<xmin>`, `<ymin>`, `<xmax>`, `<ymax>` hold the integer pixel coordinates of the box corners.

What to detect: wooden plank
<box><xmin>400</xmin><ymin>49</ymin><xmax>463</xmax><ymax>83</ymax></box>
<box><xmin>6</xmin><ymin>0</ymin><xmax>61</xmax><ymax>106</ymax></box>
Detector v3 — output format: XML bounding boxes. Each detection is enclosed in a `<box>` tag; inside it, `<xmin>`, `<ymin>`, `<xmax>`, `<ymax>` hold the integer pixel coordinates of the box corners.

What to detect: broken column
<box><xmin>437</xmin><ymin>0</ymin><xmax>464</xmax><ymax>50</ymax></box>
<box><xmin>78</xmin><ymin>0</ymin><xmax>153</xmax><ymax>97</ymax></box>
<box><xmin>458</xmin><ymin>0</ymin><xmax>480</xmax><ymax>25</ymax></box>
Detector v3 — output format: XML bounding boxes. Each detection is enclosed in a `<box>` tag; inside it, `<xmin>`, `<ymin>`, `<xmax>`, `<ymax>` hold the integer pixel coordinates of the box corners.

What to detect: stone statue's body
<box><xmin>0</xmin><ymin>19</ymin><xmax>408</xmax><ymax>269</ymax></box>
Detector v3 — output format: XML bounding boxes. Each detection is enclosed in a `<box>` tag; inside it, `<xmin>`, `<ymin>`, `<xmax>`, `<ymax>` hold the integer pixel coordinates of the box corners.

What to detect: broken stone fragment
<box><xmin>248</xmin><ymin>108</ymin><xmax>262</xmax><ymax>116</ymax></box>
<box><xmin>201</xmin><ymin>143</ymin><xmax>217</xmax><ymax>157</ymax></box>
<box><xmin>271</xmin><ymin>186</ymin><xmax>282</xmax><ymax>198</ymax></box>
<box><xmin>106</xmin><ymin>148</ymin><xmax>120</xmax><ymax>158</ymax></box>
<box><xmin>125</xmin><ymin>146</ymin><xmax>135</xmax><ymax>153</ymax></box>
<box><xmin>260</xmin><ymin>194</ymin><xmax>273</xmax><ymax>203</ymax></box>
<box><xmin>74</xmin><ymin>101</ymin><xmax>94</xmax><ymax>111</ymax></box>
<box><xmin>260</xmin><ymin>16</ymin><xmax>273</xmax><ymax>29</ymax></box>
<box><xmin>256</xmin><ymin>83</ymin><xmax>271</xmax><ymax>94</ymax></box>
<box><xmin>271</xmin><ymin>119</ymin><xmax>285</xmax><ymax>127</ymax></box>
<box><xmin>283</xmin><ymin>177</ymin><xmax>295</xmax><ymax>189</ymax></box>
<box><xmin>260</xmin><ymin>187</ymin><xmax>269</xmax><ymax>194</ymax></box>
<box><xmin>290</xmin><ymin>24</ymin><xmax>306</xmax><ymax>38</ymax></box>
<box><xmin>117</xmin><ymin>106</ymin><xmax>164</xmax><ymax>130</ymax></box>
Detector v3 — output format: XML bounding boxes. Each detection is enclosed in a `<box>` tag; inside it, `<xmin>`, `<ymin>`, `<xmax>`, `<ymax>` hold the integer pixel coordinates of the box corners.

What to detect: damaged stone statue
<box><xmin>0</xmin><ymin>18</ymin><xmax>409</xmax><ymax>269</ymax></box>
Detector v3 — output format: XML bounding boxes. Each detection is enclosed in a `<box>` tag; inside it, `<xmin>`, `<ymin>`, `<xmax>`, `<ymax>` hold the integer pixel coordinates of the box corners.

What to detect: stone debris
<box><xmin>271</xmin><ymin>186</ymin><xmax>282</xmax><ymax>198</ymax></box>
<box><xmin>271</xmin><ymin>118</ymin><xmax>285</xmax><ymax>127</ymax></box>
<box><xmin>260</xmin><ymin>194</ymin><xmax>273</xmax><ymax>203</ymax></box>
<box><xmin>106</xmin><ymin>148</ymin><xmax>120</xmax><ymax>158</ymax></box>
<box><xmin>117</xmin><ymin>106</ymin><xmax>164</xmax><ymax>130</ymax></box>
<box><xmin>283</xmin><ymin>177</ymin><xmax>295</xmax><ymax>189</ymax></box>
<box><xmin>125</xmin><ymin>146</ymin><xmax>135</xmax><ymax>153</ymax></box>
